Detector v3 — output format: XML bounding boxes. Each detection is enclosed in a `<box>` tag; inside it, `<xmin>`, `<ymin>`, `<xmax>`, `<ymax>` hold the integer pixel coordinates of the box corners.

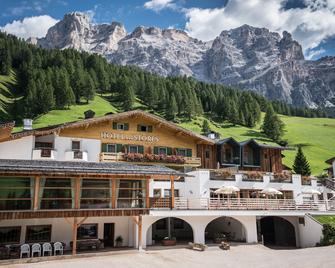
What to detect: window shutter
<box><xmin>138</xmin><ymin>145</ymin><xmax>144</xmax><ymax>154</ymax></box>
<box><xmin>116</xmin><ymin>144</ymin><xmax>122</xmax><ymax>152</ymax></box>
<box><xmin>186</xmin><ymin>149</ymin><xmax>192</xmax><ymax>157</ymax></box>
<box><xmin>148</xmin><ymin>125</ymin><xmax>153</xmax><ymax>132</ymax></box>
<box><xmin>124</xmin><ymin>123</ymin><xmax>129</xmax><ymax>131</ymax></box>
<box><xmin>112</xmin><ymin>122</ymin><xmax>117</xmax><ymax>129</ymax></box>
<box><xmin>153</xmin><ymin>146</ymin><xmax>159</xmax><ymax>155</ymax></box>
<box><xmin>137</xmin><ymin>124</ymin><xmax>141</xmax><ymax>131</ymax></box>
<box><xmin>101</xmin><ymin>143</ymin><xmax>107</xmax><ymax>152</ymax></box>
<box><xmin>167</xmin><ymin>147</ymin><xmax>172</xmax><ymax>155</ymax></box>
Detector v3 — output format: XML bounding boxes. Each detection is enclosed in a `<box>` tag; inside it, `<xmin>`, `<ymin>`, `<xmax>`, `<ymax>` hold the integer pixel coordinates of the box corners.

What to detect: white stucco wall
<box><xmin>298</xmin><ymin>215</ymin><xmax>323</xmax><ymax>247</ymax></box>
<box><xmin>54</xmin><ymin>136</ymin><xmax>101</xmax><ymax>162</ymax></box>
<box><xmin>0</xmin><ymin>136</ymin><xmax>34</xmax><ymax>159</ymax></box>
<box><xmin>0</xmin><ymin>216</ymin><xmax>136</xmax><ymax>250</ymax></box>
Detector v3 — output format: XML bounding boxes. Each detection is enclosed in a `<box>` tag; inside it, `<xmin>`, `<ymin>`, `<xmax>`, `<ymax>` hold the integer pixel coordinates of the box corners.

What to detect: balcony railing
<box><xmin>32</xmin><ymin>148</ymin><xmax>57</xmax><ymax>160</ymax></box>
<box><xmin>65</xmin><ymin>150</ymin><xmax>88</xmax><ymax>161</ymax></box>
<box><xmin>150</xmin><ymin>197</ymin><xmax>335</xmax><ymax>211</ymax></box>
<box><xmin>100</xmin><ymin>152</ymin><xmax>201</xmax><ymax>166</ymax></box>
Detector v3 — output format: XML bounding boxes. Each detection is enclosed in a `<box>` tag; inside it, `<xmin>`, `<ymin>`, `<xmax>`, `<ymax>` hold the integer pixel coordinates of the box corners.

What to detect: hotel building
<box><xmin>0</xmin><ymin>110</ymin><xmax>334</xmax><ymax>255</ymax></box>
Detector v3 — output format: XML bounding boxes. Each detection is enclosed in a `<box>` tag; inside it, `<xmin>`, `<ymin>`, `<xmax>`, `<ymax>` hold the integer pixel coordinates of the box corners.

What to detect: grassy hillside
<box><xmin>180</xmin><ymin>115</ymin><xmax>335</xmax><ymax>175</ymax></box>
<box><xmin>0</xmin><ymin>71</ymin><xmax>16</xmax><ymax>114</ymax></box>
<box><xmin>11</xmin><ymin>95</ymin><xmax>335</xmax><ymax>175</ymax></box>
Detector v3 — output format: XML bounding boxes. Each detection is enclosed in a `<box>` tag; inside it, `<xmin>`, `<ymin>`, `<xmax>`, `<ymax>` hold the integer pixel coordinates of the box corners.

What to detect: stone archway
<box><xmin>205</xmin><ymin>216</ymin><xmax>247</xmax><ymax>243</ymax></box>
<box><xmin>146</xmin><ymin>217</ymin><xmax>194</xmax><ymax>246</ymax></box>
<box><xmin>259</xmin><ymin>216</ymin><xmax>296</xmax><ymax>248</ymax></box>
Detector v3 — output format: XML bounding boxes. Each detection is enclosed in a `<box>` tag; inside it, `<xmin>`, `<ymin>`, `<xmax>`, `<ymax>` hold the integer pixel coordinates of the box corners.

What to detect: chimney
<box><xmin>23</xmin><ymin>119</ymin><xmax>33</xmax><ymax>130</ymax></box>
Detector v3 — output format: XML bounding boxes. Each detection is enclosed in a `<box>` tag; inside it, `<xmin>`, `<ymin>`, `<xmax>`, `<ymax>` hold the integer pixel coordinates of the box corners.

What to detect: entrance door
<box><xmin>104</xmin><ymin>223</ymin><xmax>115</xmax><ymax>247</ymax></box>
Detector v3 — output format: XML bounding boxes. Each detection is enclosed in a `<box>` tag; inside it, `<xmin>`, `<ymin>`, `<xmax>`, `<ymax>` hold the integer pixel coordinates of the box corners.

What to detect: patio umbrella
<box><xmin>302</xmin><ymin>189</ymin><xmax>321</xmax><ymax>195</ymax></box>
<box><xmin>214</xmin><ymin>186</ymin><xmax>240</xmax><ymax>195</ymax></box>
<box><xmin>260</xmin><ymin>188</ymin><xmax>283</xmax><ymax>196</ymax></box>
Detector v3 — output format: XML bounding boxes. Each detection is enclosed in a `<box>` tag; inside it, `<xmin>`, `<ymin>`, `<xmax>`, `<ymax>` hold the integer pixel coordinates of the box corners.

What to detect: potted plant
<box><xmin>161</xmin><ymin>236</ymin><xmax>177</xmax><ymax>246</ymax></box>
<box><xmin>115</xmin><ymin>235</ymin><xmax>123</xmax><ymax>247</ymax></box>
<box><xmin>213</xmin><ymin>232</ymin><xmax>227</xmax><ymax>244</ymax></box>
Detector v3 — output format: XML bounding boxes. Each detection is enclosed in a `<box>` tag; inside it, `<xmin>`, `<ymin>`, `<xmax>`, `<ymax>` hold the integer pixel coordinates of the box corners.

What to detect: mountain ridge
<box><xmin>30</xmin><ymin>12</ymin><xmax>335</xmax><ymax>108</ymax></box>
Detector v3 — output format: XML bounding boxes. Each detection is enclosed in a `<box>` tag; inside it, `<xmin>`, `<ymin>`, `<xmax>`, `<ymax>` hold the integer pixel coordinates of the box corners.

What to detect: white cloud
<box><xmin>305</xmin><ymin>47</ymin><xmax>326</xmax><ymax>59</ymax></box>
<box><xmin>144</xmin><ymin>0</ymin><xmax>176</xmax><ymax>12</ymax></box>
<box><xmin>0</xmin><ymin>15</ymin><xmax>58</xmax><ymax>39</ymax></box>
<box><xmin>183</xmin><ymin>0</ymin><xmax>335</xmax><ymax>51</ymax></box>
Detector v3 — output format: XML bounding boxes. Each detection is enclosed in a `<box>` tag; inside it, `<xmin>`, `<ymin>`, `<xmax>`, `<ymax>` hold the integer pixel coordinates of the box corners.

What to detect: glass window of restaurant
<box><xmin>0</xmin><ymin>177</ymin><xmax>32</xmax><ymax>210</ymax></box>
<box><xmin>77</xmin><ymin>224</ymin><xmax>98</xmax><ymax>240</ymax></box>
<box><xmin>116</xmin><ymin>180</ymin><xmax>146</xmax><ymax>208</ymax></box>
<box><xmin>81</xmin><ymin>179</ymin><xmax>111</xmax><ymax>209</ymax></box>
<box><xmin>0</xmin><ymin>226</ymin><xmax>21</xmax><ymax>244</ymax></box>
<box><xmin>39</xmin><ymin>178</ymin><xmax>73</xmax><ymax>209</ymax></box>
<box><xmin>26</xmin><ymin>225</ymin><xmax>52</xmax><ymax>243</ymax></box>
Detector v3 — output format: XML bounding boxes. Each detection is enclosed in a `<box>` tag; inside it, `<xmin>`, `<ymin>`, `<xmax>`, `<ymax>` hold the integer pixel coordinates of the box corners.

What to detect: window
<box><xmin>116</xmin><ymin>180</ymin><xmax>146</xmax><ymax>208</ymax></box>
<box><xmin>107</xmin><ymin>144</ymin><xmax>116</xmax><ymax>153</ymax></box>
<box><xmin>77</xmin><ymin>224</ymin><xmax>98</xmax><ymax>240</ymax></box>
<box><xmin>72</xmin><ymin>141</ymin><xmax>81</xmax><ymax>151</ymax></box>
<box><xmin>158</xmin><ymin>147</ymin><xmax>167</xmax><ymax>155</ymax></box>
<box><xmin>129</xmin><ymin>145</ymin><xmax>139</xmax><ymax>153</ymax></box>
<box><xmin>112</xmin><ymin>122</ymin><xmax>129</xmax><ymax>131</ymax></box>
<box><xmin>26</xmin><ymin>225</ymin><xmax>51</xmax><ymax>243</ymax></box>
<box><xmin>35</xmin><ymin>142</ymin><xmax>53</xmax><ymax>149</ymax></box>
<box><xmin>40</xmin><ymin>178</ymin><xmax>73</xmax><ymax>209</ymax></box>
<box><xmin>205</xmin><ymin>150</ymin><xmax>210</xmax><ymax>159</ymax></box>
<box><xmin>176</xmin><ymin>148</ymin><xmax>192</xmax><ymax>157</ymax></box>
<box><xmin>102</xmin><ymin>143</ymin><xmax>122</xmax><ymax>153</ymax></box>
<box><xmin>81</xmin><ymin>179</ymin><xmax>111</xmax><ymax>209</ymax></box>
<box><xmin>137</xmin><ymin>124</ymin><xmax>153</xmax><ymax>132</ymax></box>
<box><xmin>0</xmin><ymin>177</ymin><xmax>32</xmax><ymax>210</ymax></box>
<box><xmin>0</xmin><ymin>226</ymin><xmax>21</xmax><ymax>244</ymax></box>
<box><xmin>153</xmin><ymin>189</ymin><xmax>161</xmax><ymax>198</ymax></box>
<box><xmin>164</xmin><ymin>189</ymin><xmax>179</xmax><ymax>197</ymax></box>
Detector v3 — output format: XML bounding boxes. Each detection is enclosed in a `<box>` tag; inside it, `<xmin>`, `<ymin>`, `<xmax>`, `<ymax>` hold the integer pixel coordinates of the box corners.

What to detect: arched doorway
<box><xmin>148</xmin><ymin>217</ymin><xmax>194</xmax><ymax>246</ymax></box>
<box><xmin>205</xmin><ymin>217</ymin><xmax>246</xmax><ymax>243</ymax></box>
<box><xmin>259</xmin><ymin>216</ymin><xmax>296</xmax><ymax>247</ymax></box>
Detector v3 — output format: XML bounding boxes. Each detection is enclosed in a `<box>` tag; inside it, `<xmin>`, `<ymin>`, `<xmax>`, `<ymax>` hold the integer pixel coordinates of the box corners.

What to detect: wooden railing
<box><xmin>150</xmin><ymin>197</ymin><xmax>171</xmax><ymax>208</ymax></box>
<box><xmin>100</xmin><ymin>152</ymin><xmax>201</xmax><ymax>166</ymax></box>
<box><xmin>150</xmin><ymin>197</ymin><xmax>335</xmax><ymax>211</ymax></box>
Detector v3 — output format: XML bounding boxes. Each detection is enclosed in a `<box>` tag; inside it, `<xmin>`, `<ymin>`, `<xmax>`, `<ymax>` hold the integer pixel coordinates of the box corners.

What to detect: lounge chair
<box><xmin>53</xmin><ymin>242</ymin><xmax>64</xmax><ymax>255</ymax></box>
<box><xmin>42</xmin><ymin>242</ymin><xmax>52</xmax><ymax>256</ymax></box>
<box><xmin>20</xmin><ymin>244</ymin><xmax>30</xmax><ymax>258</ymax></box>
<box><xmin>31</xmin><ymin>243</ymin><xmax>41</xmax><ymax>257</ymax></box>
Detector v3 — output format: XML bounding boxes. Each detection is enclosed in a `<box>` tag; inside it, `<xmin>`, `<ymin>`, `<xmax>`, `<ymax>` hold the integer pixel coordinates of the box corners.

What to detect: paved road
<box><xmin>4</xmin><ymin>244</ymin><xmax>335</xmax><ymax>268</ymax></box>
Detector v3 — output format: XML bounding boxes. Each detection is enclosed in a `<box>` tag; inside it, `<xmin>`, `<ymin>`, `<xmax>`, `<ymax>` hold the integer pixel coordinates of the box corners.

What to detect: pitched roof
<box><xmin>218</xmin><ymin>138</ymin><xmax>290</xmax><ymax>150</ymax></box>
<box><xmin>9</xmin><ymin>110</ymin><xmax>215</xmax><ymax>144</ymax></box>
<box><xmin>0</xmin><ymin>159</ymin><xmax>185</xmax><ymax>177</ymax></box>
<box><xmin>325</xmin><ymin>157</ymin><xmax>335</xmax><ymax>165</ymax></box>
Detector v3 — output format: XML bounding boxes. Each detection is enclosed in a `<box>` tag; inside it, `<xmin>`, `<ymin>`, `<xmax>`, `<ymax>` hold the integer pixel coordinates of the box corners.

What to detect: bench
<box><xmin>70</xmin><ymin>239</ymin><xmax>102</xmax><ymax>251</ymax></box>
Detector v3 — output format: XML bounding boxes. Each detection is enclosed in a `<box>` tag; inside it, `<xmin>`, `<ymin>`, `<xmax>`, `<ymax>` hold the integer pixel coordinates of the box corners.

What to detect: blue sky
<box><xmin>1</xmin><ymin>0</ymin><xmax>335</xmax><ymax>59</ymax></box>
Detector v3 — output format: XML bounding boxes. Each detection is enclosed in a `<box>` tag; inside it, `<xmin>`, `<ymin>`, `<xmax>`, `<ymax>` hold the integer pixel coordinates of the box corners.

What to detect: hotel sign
<box><xmin>101</xmin><ymin>132</ymin><xmax>159</xmax><ymax>143</ymax></box>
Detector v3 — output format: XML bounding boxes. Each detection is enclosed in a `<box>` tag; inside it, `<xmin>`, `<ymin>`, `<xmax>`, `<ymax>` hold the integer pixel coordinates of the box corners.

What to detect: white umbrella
<box><xmin>260</xmin><ymin>188</ymin><xmax>283</xmax><ymax>196</ymax></box>
<box><xmin>302</xmin><ymin>189</ymin><xmax>321</xmax><ymax>195</ymax></box>
<box><xmin>214</xmin><ymin>186</ymin><xmax>240</xmax><ymax>195</ymax></box>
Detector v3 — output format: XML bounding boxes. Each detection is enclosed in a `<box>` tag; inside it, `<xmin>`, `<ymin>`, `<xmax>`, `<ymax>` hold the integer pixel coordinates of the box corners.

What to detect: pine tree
<box><xmin>83</xmin><ymin>74</ymin><xmax>95</xmax><ymax>103</ymax></box>
<box><xmin>201</xmin><ymin>119</ymin><xmax>211</xmax><ymax>135</ymax></box>
<box><xmin>122</xmin><ymin>85</ymin><xmax>135</xmax><ymax>111</ymax></box>
<box><xmin>0</xmin><ymin>43</ymin><xmax>11</xmax><ymax>75</ymax></box>
<box><xmin>166</xmin><ymin>93</ymin><xmax>178</xmax><ymax>121</ymax></box>
<box><xmin>261</xmin><ymin>104</ymin><xmax>285</xmax><ymax>142</ymax></box>
<box><xmin>293</xmin><ymin>146</ymin><xmax>311</xmax><ymax>176</ymax></box>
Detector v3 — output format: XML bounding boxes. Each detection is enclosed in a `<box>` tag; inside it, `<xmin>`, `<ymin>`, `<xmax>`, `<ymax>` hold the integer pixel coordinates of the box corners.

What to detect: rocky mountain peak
<box><xmin>31</xmin><ymin>16</ymin><xmax>335</xmax><ymax>108</ymax></box>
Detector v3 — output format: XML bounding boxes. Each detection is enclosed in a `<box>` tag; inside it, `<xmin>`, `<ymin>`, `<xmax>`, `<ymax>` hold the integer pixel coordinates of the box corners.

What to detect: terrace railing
<box><xmin>149</xmin><ymin>197</ymin><xmax>335</xmax><ymax>212</ymax></box>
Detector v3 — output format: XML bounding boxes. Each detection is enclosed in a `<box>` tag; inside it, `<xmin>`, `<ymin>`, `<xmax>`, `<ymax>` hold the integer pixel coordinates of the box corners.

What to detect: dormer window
<box><xmin>137</xmin><ymin>124</ymin><xmax>153</xmax><ymax>132</ymax></box>
<box><xmin>112</xmin><ymin>122</ymin><xmax>129</xmax><ymax>131</ymax></box>
<box><xmin>72</xmin><ymin>141</ymin><xmax>80</xmax><ymax>151</ymax></box>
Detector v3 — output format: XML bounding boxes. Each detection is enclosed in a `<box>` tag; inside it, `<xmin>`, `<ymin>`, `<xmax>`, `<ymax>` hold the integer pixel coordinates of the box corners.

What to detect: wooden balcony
<box><xmin>65</xmin><ymin>150</ymin><xmax>88</xmax><ymax>161</ymax></box>
<box><xmin>100</xmin><ymin>152</ymin><xmax>202</xmax><ymax>167</ymax></box>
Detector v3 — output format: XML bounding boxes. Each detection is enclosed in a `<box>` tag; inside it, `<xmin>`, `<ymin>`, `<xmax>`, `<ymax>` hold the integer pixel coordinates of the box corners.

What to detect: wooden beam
<box><xmin>170</xmin><ymin>175</ymin><xmax>174</xmax><ymax>209</ymax></box>
<box><xmin>111</xmin><ymin>179</ymin><xmax>116</xmax><ymax>209</ymax></box>
<box><xmin>146</xmin><ymin>178</ymin><xmax>150</xmax><ymax>209</ymax></box>
<box><xmin>33</xmin><ymin>176</ymin><xmax>40</xmax><ymax>210</ymax></box>
<box><xmin>74</xmin><ymin>178</ymin><xmax>81</xmax><ymax>209</ymax></box>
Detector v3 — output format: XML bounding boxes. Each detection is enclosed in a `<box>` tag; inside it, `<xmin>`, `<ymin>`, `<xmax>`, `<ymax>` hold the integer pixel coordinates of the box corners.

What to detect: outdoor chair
<box><xmin>20</xmin><ymin>244</ymin><xmax>30</xmax><ymax>258</ymax></box>
<box><xmin>54</xmin><ymin>242</ymin><xmax>64</xmax><ymax>255</ymax></box>
<box><xmin>31</xmin><ymin>243</ymin><xmax>41</xmax><ymax>257</ymax></box>
<box><xmin>42</xmin><ymin>242</ymin><xmax>52</xmax><ymax>256</ymax></box>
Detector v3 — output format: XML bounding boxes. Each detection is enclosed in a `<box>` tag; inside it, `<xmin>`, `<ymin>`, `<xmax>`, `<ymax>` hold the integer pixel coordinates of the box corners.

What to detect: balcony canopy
<box><xmin>0</xmin><ymin>159</ymin><xmax>185</xmax><ymax>178</ymax></box>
